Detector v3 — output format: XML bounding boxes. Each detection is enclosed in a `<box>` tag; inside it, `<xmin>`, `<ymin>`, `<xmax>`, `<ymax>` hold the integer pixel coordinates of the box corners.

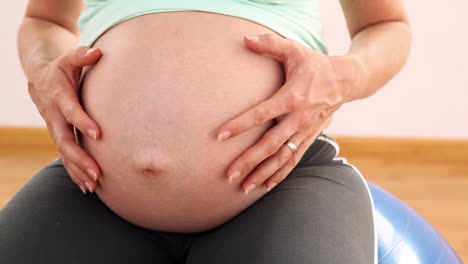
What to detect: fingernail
<box><xmin>79</xmin><ymin>184</ymin><xmax>87</xmax><ymax>194</ymax></box>
<box><xmin>228</xmin><ymin>171</ymin><xmax>242</xmax><ymax>183</ymax></box>
<box><xmin>87</xmin><ymin>129</ymin><xmax>97</xmax><ymax>140</ymax></box>
<box><xmin>85</xmin><ymin>48</ymin><xmax>96</xmax><ymax>56</ymax></box>
<box><xmin>245</xmin><ymin>35</ymin><xmax>259</xmax><ymax>41</ymax></box>
<box><xmin>266</xmin><ymin>182</ymin><xmax>278</xmax><ymax>192</ymax></box>
<box><xmin>85</xmin><ymin>181</ymin><xmax>93</xmax><ymax>193</ymax></box>
<box><xmin>87</xmin><ymin>169</ymin><xmax>98</xmax><ymax>181</ymax></box>
<box><xmin>217</xmin><ymin>131</ymin><xmax>231</xmax><ymax>142</ymax></box>
<box><xmin>244</xmin><ymin>184</ymin><xmax>256</xmax><ymax>195</ymax></box>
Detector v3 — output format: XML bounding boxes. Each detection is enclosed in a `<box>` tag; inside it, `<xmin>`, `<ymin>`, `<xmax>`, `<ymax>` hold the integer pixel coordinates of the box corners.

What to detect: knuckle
<box><xmin>254</xmin><ymin>116</ymin><xmax>266</xmax><ymax>126</ymax></box>
<box><xmin>292</xmin><ymin>91</ymin><xmax>306</xmax><ymax>103</ymax></box>
<box><xmin>265</xmin><ymin>143</ymin><xmax>280</xmax><ymax>156</ymax></box>
<box><xmin>62</xmin><ymin>104</ymin><xmax>78</xmax><ymax>123</ymax></box>
<box><xmin>287</xmin><ymin>93</ymin><xmax>306</xmax><ymax>110</ymax></box>
<box><xmin>77</xmin><ymin>157</ymin><xmax>92</xmax><ymax>172</ymax></box>
<box><xmin>55</xmin><ymin>135</ymin><xmax>70</xmax><ymax>154</ymax></box>
<box><xmin>253</xmin><ymin>108</ymin><xmax>269</xmax><ymax>126</ymax></box>
<box><xmin>243</xmin><ymin>154</ymin><xmax>261</xmax><ymax>172</ymax></box>
<box><xmin>290</xmin><ymin>154</ymin><xmax>301</xmax><ymax>166</ymax></box>
<box><xmin>278</xmin><ymin>148</ymin><xmax>291</xmax><ymax>164</ymax></box>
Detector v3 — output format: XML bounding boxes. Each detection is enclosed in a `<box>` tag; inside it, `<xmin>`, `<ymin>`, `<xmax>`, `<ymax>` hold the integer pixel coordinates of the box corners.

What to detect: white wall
<box><xmin>2</xmin><ymin>1</ymin><xmax>467</xmax><ymax>139</ymax></box>
<box><xmin>321</xmin><ymin>0</ymin><xmax>468</xmax><ymax>139</ymax></box>
<box><xmin>2</xmin><ymin>1</ymin><xmax>43</xmax><ymax>126</ymax></box>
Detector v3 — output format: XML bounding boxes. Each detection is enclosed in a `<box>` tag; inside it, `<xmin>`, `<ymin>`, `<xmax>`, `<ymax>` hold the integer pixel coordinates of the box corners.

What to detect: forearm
<box><xmin>336</xmin><ymin>20</ymin><xmax>412</xmax><ymax>102</ymax></box>
<box><xmin>17</xmin><ymin>17</ymin><xmax>80</xmax><ymax>80</ymax></box>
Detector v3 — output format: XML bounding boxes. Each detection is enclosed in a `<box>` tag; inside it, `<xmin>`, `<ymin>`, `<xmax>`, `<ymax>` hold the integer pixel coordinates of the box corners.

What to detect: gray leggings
<box><xmin>0</xmin><ymin>134</ymin><xmax>375</xmax><ymax>264</ymax></box>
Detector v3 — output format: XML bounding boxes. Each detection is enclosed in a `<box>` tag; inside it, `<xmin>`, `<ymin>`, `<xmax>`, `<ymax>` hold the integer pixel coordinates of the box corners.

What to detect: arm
<box><xmin>18</xmin><ymin>0</ymin><xmax>83</xmax><ymax>78</ymax></box>
<box><xmin>18</xmin><ymin>0</ymin><xmax>103</xmax><ymax>193</ymax></box>
<box><xmin>337</xmin><ymin>0</ymin><xmax>412</xmax><ymax>101</ymax></box>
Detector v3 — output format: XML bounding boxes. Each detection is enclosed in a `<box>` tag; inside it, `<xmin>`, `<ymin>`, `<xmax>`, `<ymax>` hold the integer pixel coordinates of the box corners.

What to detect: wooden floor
<box><xmin>1</xmin><ymin>137</ymin><xmax>467</xmax><ymax>262</ymax></box>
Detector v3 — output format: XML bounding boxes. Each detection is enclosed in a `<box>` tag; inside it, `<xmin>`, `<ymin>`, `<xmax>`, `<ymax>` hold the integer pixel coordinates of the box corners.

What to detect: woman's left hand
<box><xmin>217</xmin><ymin>33</ymin><xmax>356</xmax><ymax>194</ymax></box>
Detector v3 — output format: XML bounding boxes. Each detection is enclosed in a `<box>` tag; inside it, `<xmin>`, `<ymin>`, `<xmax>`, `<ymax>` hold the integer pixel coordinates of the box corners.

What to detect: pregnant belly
<box><xmin>79</xmin><ymin>11</ymin><xmax>285</xmax><ymax>232</ymax></box>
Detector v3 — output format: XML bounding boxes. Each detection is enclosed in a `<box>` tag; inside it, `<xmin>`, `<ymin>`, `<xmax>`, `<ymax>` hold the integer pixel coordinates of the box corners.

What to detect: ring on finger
<box><xmin>285</xmin><ymin>140</ymin><xmax>298</xmax><ymax>154</ymax></box>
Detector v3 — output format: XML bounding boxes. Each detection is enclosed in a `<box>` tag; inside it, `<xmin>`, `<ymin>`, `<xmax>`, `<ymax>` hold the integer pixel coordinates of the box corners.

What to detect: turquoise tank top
<box><xmin>78</xmin><ymin>0</ymin><xmax>327</xmax><ymax>53</ymax></box>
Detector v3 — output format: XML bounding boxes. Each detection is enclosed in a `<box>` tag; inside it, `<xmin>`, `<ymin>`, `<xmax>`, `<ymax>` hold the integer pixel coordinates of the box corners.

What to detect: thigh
<box><xmin>186</xmin><ymin>160</ymin><xmax>376</xmax><ymax>264</ymax></box>
<box><xmin>0</xmin><ymin>159</ymin><xmax>173</xmax><ymax>264</ymax></box>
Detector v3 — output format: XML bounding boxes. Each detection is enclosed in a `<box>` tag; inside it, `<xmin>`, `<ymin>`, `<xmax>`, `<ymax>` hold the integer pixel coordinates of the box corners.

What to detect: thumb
<box><xmin>63</xmin><ymin>46</ymin><xmax>102</xmax><ymax>68</ymax></box>
<box><xmin>243</xmin><ymin>33</ymin><xmax>296</xmax><ymax>62</ymax></box>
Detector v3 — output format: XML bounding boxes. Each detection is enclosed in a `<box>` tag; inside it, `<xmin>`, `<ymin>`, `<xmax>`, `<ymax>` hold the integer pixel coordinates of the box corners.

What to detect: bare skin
<box><xmin>18</xmin><ymin>0</ymin><xmax>411</xmax><ymax>231</ymax></box>
<box><xmin>78</xmin><ymin>12</ymin><xmax>286</xmax><ymax>231</ymax></box>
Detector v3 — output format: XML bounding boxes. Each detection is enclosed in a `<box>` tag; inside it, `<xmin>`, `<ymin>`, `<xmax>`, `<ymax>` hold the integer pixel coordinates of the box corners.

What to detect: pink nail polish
<box><xmin>85</xmin><ymin>182</ymin><xmax>93</xmax><ymax>193</ymax></box>
<box><xmin>245</xmin><ymin>35</ymin><xmax>259</xmax><ymax>41</ymax></box>
<box><xmin>217</xmin><ymin>131</ymin><xmax>231</xmax><ymax>142</ymax></box>
<box><xmin>85</xmin><ymin>48</ymin><xmax>96</xmax><ymax>56</ymax></box>
<box><xmin>228</xmin><ymin>171</ymin><xmax>242</xmax><ymax>183</ymax></box>
<box><xmin>267</xmin><ymin>182</ymin><xmax>278</xmax><ymax>192</ymax></box>
<box><xmin>79</xmin><ymin>184</ymin><xmax>87</xmax><ymax>194</ymax></box>
<box><xmin>244</xmin><ymin>184</ymin><xmax>257</xmax><ymax>195</ymax></box>
<box><xmin>87</xmin><ymin>129</ymin><xmax>97</xmax><ymax>140</ymax></box>
<box><xmin>87</xmin><ymin>169</ymin><xmax>98</xmax><ymax>181</ymax></box>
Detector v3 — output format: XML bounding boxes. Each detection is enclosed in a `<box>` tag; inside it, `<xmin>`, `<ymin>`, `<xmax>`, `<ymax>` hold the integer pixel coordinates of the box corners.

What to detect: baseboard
<box><xmin>333</xmin><ymin>136</ymin><xmax>468</xmax><ymax>162</ymax></box>
<box><xmin>0</xmin><ymin>127</ymin><xmax>54</xmax><ymax>147</ymax></box>
<box><xmin>1</xmin><ymin>127</ymin><xmax>467</xmax><ymax>162</ymax></box>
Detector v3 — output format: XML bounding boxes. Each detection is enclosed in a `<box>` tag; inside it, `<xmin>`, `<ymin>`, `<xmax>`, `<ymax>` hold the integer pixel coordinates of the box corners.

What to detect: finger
<box><xmin>56</xmin><ymin>90</ymin><xmax>100</xmax><ymax>140</ymax></box>
<box><xmin>56</xmin><ymin>47</ymin><xmax>102</xmax><ymax>91</ymax></box>
<box><xmin>242</xmin><ymin>132</ymin><xmax>303</xmax><ymax>194</ymax></box>
<box><xmin>244</xmin><ymin>33</ymin><xmax>304</xmax><ymax>63</ymax></box>
<box><xmin>246</xmin><ymin>118</ymin><xmax>326</xmax><ymax>193</ymax></box>
<box><xmin>264</xmin><ymin>133</ymin><xmax>318</xmax><ymax>189</ymax></box>
<box><xmin>62</xmin><ymin>158</ymin><xmax>90</xmax><ymax>194</ymax></box>
<box><xmin>226</xmin><ymin>113</ymin><xmax>303</xmax><ymax>184</ymax></box>
<box><xmin>61</xmin><ymin>157</ymin><xmax>84</xmax><ymax>187</ymax></box>
<box><xmin>68</xmin><ymin>161</ymin><xmax>97</xmax><ymax>193</ymax></box>
<box><xmin>49</xmin><ymin>114</ymin><xmax>101</xmax><ymax>184</ymax></box>
<box><xmin>61</xmin><ymin>46</ymin><xmax>103</xmax><ymax>68</ymax></box>
<box><xmin>217</xmin><ymin>80</ymin><xmax>300</xmax><ymax>141</ymax></box>
<box><xmin>63</xmin><ymin>156</ymin><xmax>98</xmax><ymax>194</ymax></box>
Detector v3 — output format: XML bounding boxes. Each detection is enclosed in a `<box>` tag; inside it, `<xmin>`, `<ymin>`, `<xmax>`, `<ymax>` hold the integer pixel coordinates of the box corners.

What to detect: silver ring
<box><xmin>285</xmin><ymin>141</ymin><xmax>298</xmax><ymax>154</ymax></box>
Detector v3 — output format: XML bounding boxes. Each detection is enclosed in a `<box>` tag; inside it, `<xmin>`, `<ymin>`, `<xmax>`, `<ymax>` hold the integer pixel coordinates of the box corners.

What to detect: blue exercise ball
<box><xmin>369</xmin><ymin>182</ymin><xmax>463</xmax><ymax>264</ymax></box>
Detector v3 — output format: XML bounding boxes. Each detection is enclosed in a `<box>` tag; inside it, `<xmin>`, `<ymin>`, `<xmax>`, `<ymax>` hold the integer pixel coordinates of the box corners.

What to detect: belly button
<box><xmin>134</xmin><ymin>154</ymin><xmax>171</xmax><ymax>179</ymax></box>
<box><xmin>142</xmin><ymin>168</ymin><xmax>158</xmax><ymax>176</ymax></box>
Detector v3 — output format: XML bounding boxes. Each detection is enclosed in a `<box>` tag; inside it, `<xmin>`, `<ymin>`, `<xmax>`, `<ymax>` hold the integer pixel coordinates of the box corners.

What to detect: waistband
<box><xmin>296</xmin><ymin>134</ymin><xmax>340</xmax><ymax>168</ymax></box>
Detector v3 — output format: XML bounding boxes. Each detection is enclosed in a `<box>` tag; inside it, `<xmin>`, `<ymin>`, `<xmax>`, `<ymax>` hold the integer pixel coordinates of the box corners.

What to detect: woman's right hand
<box><xmin>28</xmin><ymin>46</ymin><xmax>103</xmax><ymax>194</ymax></box>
